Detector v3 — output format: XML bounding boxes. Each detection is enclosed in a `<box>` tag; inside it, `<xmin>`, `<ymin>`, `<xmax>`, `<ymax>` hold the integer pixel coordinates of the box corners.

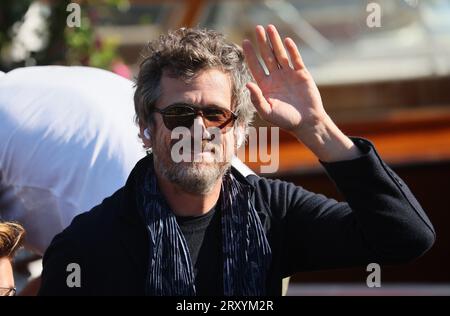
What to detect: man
<box><xmin>39</xmin><ymin>25</ymin><xmax>435</xmax><ymax>296</ymax></box>
<box><xmin>0</xmin><ymin>221</ymin><xmax>25</xmax><ymax>296</ymax></box>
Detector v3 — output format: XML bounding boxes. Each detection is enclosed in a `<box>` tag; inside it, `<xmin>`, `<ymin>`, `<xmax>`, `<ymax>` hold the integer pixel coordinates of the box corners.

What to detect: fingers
<box><xmin>252</xmin><ymin>25</ymin><xmax>305</xmax><ymax>73</ymax></box>
<box><xmin>284</xmin><ymin>37</ymin><xmax>305</xmax><ymax>70</ymax></box>
<box><xmin>266</xmin><ymin>25</ymin><xmax>290</xmax><ymax>68</ymax></box>
<box><xmin>255</xmin><ymin>25</ymin><xmax>279</xmax><ymax>73</ymax></box>
<box><xmin>242</xmin><ymin>39</ymin><xmax>266</xmax><ymax>84</ymax></box>
<box><xmin>246</xmin><ymin>82</ymin><xmax>271</xmax><ymax>117</ymax></box>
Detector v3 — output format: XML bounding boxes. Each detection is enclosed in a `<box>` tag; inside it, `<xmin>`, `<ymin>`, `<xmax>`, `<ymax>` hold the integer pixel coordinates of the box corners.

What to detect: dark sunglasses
<box><xmin>152</xmin><ymin>103</ymin><xmax>237</xmax><ymax>133</ymax></box>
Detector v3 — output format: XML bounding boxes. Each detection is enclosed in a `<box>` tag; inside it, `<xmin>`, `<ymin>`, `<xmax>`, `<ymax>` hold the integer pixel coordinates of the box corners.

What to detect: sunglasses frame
<box><xmin>152</xmin><ymin>103</ymin><xmax>238</xmax><ymax>132</ymax></box>
<box><xmin>0</xmin><ymin>287</ymin><xmax>16</xmax><ymax>296</ymax></box>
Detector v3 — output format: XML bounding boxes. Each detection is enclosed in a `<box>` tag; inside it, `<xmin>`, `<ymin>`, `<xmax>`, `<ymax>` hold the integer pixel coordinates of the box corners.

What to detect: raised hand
<box><xmin>242</xmin><ymin>24</ymin><xmax>327</xmax><ymax>136</ymax></box>
<box><xmin>242</xmin><ymin>24</ymin><xmax>361</xmax><ymax>162</ymax></box>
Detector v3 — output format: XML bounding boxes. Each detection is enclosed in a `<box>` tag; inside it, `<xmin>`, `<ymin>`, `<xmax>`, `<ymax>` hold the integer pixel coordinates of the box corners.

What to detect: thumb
<box><xmin>246</xmin><ymin>82</ymin><xmax>272</xmax><ymax>117</ymax></box>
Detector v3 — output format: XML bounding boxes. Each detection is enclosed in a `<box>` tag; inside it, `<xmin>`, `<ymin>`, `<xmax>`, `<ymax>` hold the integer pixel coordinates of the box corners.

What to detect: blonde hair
<box><xmin>0</xmin><ymin>221</ymin><xmax>25</xmax><ymax>258</ymax></box>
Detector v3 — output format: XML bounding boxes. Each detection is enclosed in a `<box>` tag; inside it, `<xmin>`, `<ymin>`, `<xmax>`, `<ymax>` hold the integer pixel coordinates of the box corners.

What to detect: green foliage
<box><xmin>0</xmin><ymin>0</ymin><xmax>129</xmax><ymax>71</ymax></box>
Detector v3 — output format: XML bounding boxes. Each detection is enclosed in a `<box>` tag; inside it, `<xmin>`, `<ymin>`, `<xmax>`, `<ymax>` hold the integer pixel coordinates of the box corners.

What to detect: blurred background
<box><xmin>1</xmin><ymin>0</ymin><xmax>449</xmax><ymax>295</ymax></box>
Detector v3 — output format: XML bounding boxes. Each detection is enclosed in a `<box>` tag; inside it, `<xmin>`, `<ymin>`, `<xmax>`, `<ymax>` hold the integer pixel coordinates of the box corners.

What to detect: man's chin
<box><xmin>176</xmin><ymin>160</ymin><xmax>230</xmax><ymax>173</ymax></box>
<box><xmin>169</xmin><ymin>162</ymin><xmax>229</xmax><ymax>195</ymax></box>
<box><xmin>154</xmin><ymin>150</ymin><xmax>231</xmax><ymax>194</ymax></box>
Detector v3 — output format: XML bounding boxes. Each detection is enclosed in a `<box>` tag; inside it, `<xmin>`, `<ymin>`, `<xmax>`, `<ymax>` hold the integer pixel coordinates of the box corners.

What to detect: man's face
<box><xmin>148</xmin><ymin>68</ymin><xmax>238</xmax><ymax>194</ymax></box>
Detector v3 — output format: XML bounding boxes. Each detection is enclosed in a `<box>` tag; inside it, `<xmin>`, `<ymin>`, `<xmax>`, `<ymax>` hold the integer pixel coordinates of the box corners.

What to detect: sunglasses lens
<box><xmin>159</xmin><ymin>105</ymin><xmax>235</xmax><ymax>131</ymax></box>
<box><xmin>162</xmin><ymin>106</ymin><xmax>195</xmax><ymax>130</ymax></box>
<box><xmin>203</xmin><ymin>108</ymin><xmax>234</xmax><ymax>128</ymax></box>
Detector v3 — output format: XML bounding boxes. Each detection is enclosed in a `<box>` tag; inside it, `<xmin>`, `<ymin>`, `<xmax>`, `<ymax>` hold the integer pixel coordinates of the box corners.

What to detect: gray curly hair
<box><xmin>134</xmin><ymin>27</ymin><xmax>255</xmax><ymax>131</ymax></box>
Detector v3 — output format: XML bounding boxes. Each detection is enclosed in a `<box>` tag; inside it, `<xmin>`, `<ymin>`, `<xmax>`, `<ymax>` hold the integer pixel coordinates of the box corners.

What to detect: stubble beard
<box><xmin>153</xmin><ymin>145</ymin><xmax>231</xmax><ymax>195</ymax></box>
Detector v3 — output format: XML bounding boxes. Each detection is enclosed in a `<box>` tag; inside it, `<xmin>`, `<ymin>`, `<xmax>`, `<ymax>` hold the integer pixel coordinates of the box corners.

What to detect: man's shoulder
<box><xmin>247</xmin><ymin>174</ymin><xmax>304</xmax><ymax>197</ymax></box>
<box><xmin>64</xmin><ymin>156</ymin><xmax>150</xmax><ymax>242</ymax></box>
<box><xmin>40</xmin><ymin>185</ymin><xmax>147</xmax><ymax>295</ymax></box>
<box><xmin>245</xmin><ymin>174</ymin><xmax>308</xmax><ymax>220</ymax></box>
<box><xmin>57</xmin><ymin>187</ymin><xmax>128</xmax><ymax>247</ymax></box>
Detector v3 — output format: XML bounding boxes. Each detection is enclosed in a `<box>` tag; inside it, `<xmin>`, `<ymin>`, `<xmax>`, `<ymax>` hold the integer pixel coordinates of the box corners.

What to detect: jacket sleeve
<box><xmin>38</xmin><ymin>230</ymin><xmax>86</xmax><ymax>296</ymax></box>
<box><xmin>273</xmin><ymin>137</ymin><xmax>436</xmax><ymax>277</ymax></box>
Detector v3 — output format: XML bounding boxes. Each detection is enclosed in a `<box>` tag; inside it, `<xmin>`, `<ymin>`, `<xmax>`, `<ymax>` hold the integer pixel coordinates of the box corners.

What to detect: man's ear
<box><xmin>139</xmin><ymin>123</ymin><xmax>152</xmax><ymax>149</ymax></box>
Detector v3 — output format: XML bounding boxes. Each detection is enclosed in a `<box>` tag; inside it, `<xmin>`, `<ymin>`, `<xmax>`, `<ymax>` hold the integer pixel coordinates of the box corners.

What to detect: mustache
<box><xmin>165</xmin><ymin>134</ymin><xmax>232</xmax><ymax>164</ymax></box>
<box><xmin>170</xmin><ymin>137</ymin><xmax>222</xmax><ymax>152</ymax></box>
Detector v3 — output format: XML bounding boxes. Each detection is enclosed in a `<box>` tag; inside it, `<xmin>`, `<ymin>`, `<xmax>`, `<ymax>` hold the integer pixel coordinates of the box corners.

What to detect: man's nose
<box><xmin>191</xmin><ymin>115</ymin><xmax>211</xmax><ymax>140</ymax></box>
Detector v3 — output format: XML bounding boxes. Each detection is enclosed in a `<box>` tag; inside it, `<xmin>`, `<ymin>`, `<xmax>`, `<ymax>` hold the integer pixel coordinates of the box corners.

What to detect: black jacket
<box><xmin>39</xmin><ymin>137</ymin><xmax>435</xmax><ymax>296</ymax></box>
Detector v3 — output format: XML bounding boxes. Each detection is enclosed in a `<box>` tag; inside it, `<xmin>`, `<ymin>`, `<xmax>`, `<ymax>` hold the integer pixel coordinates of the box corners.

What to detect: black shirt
<box><xmin>176</xmin><ymin>207</ymin><xmax>223</xmax><ymax>296</ymax></box>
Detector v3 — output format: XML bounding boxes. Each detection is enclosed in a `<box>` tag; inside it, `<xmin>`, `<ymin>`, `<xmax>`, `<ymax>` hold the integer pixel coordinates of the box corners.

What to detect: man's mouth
<box><xmin>170</xmin><ymin>141</ymin><xmax>218</xmax><ymax>163</ymax></box>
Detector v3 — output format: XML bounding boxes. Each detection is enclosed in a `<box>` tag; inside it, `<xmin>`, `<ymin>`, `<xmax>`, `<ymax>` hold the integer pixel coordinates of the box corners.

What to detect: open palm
<box><xmin>242</xmin><ymin>25</ymin><xmax>326</xmax><ymax>134</ymax></box>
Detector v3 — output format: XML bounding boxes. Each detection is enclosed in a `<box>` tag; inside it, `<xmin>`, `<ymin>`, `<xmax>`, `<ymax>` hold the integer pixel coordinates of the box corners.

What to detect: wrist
<box><xmin>293</xmin><ymin>115</ymin><xmax>361</xmax><ymax>162</ymax></box>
